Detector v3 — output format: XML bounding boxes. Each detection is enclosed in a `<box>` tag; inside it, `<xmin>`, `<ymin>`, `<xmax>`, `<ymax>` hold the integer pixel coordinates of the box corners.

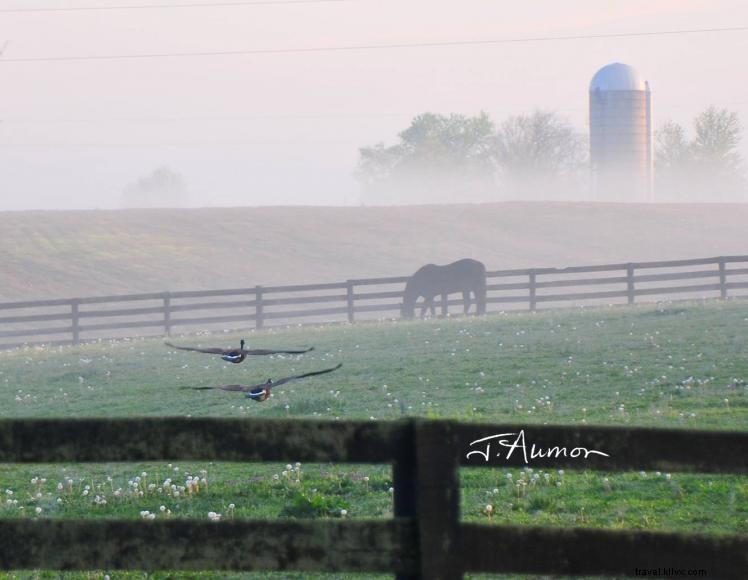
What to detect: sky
<box><xmin>0</xmin><ymin>0</ymin><xmax>747</xmax><ymax>210</ymax></box>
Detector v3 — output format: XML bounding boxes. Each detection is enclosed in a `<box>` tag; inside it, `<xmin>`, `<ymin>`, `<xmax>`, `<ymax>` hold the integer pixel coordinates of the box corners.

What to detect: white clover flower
<box><xmin>82</xmin><ymin>490</ymin><xmax>89</xmax><ymax>496</ymax></box>
<box><xmin>160</xmin><ymin>505</ymin><xmax>166</xmax><ymax>512</ymax></box>
<box><xmin>665</xmin><ymin>473</ymin><xmax>672</xmax><ymax>481</ymax></box>
<box><xmin>35</xmin><ymin>507</ymin><xmax>42</xmax><ymax>514</ymax></box>
<box><xmin>388</xmin><ymin>487</ymin><xmax>394</xmax><ymax>494</ymax></box>
<box><xmin>140</xmin><ymin>511</ymin><xmax>150</xmax><ymax>518</ymax></box>
<box><xmin>228</xmin><ymin>503</ymin><xmax>235</xmax><ymax>510</ymax></box>
<box><xmin>485</xmin><ymin>504</ymin><xmax>494</xmax><ymax>514</ymax></box>
<box><xmin>340</xmin><ymin>509</ymin><xmax>347</xmax><ymax>517</ymax></box>
<box><xmin>363</xmin><ymin>476</ymin><xmax>370</xmax><ymax>482</ymax></box>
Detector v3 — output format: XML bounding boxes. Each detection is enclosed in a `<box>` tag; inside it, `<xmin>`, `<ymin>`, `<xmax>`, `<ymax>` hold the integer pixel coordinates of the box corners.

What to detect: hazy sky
<box><xmin>1</xmin><ymin>0</ymin><xmax>747</xmax><ymax>210</ymax></box>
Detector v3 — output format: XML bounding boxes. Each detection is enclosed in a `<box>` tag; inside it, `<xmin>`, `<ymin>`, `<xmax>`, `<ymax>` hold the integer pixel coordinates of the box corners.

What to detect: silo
<box><xmin>589</xmin><ymin>63</ymin><xmax>652</xmax><ymax>202</ymax></box>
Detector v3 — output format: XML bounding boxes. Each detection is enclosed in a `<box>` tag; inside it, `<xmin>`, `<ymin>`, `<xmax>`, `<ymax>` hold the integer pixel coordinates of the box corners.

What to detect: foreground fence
<box><xmin>0</xmin><ymin>418</ymin><xmax>746</xmax><ymax>578</ymax></box>
<box><xmin>2</xmin><ymin>255</ymin><xmax>748</xmax><ymax>349</ymax></box>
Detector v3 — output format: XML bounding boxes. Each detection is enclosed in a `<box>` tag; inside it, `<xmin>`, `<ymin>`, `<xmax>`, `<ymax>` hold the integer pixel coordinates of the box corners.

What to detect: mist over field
<box><xmin>2</xmin><ymin>202</ymin><xmax>747</xmax><ymax>301</ymax></box>
<box><xmin>1</xmin><ymin>0</ymin><xmax>748</xmax><ymax>211</ymax></box>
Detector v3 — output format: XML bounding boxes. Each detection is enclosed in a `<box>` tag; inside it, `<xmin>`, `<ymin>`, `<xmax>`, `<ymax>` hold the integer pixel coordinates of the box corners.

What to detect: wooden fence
<box><xmin>2</xmin><ymin>255</ymin><xmax>748</xmax><ymax>349</ymax></box>
<box><xmin>0</xmin><ymin>418</ymin><xmax>746</xmax><ymax>578</ymax></box>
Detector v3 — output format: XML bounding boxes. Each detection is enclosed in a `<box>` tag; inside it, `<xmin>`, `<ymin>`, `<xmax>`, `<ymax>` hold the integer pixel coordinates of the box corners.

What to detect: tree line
<box><xmin>356</xmin><ymin>107</ymin><xmax>746</xmax><ymax>204</ymax></box>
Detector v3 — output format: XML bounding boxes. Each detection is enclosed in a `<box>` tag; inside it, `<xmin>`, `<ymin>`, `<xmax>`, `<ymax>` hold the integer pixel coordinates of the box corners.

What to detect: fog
<box><xmin>1</xmin><ymin>0</ymin><xmax>747</xmax><ymax>210</ymax></box>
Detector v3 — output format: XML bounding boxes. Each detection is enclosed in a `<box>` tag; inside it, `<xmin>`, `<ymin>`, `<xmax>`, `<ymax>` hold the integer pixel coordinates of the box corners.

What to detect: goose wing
<box><xmin>165</xmin><ymin>341</ymin><xmax>233</xmax><ymax>355</ymax></box>
<box><xmin>179</xmin><ymin>363</ymin><xmax>341</xmax><ymax>394</ymax></box>
<box><xmin>240</xmin><ymin>346</ymin><xmax>314</xmax><ymax>356</ymax></box>
<box><xmin>180</xmin><ymin>383</ymin><xmax>264</xmax><ymax>393</ymax></box>
<box><xmin>265</xmin><ymin>363</ymin><xmax>343</xmax><ymax>390</ymax></box>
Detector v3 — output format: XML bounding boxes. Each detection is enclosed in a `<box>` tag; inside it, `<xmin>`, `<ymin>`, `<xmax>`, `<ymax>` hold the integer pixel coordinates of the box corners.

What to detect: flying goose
<box><xmin>181</xmin><ymin>363</ymin><xmax>343</xmax><ymax>402</ymax></box>
<box><xmin>165</xmin><ymin>339</ymin><xmax>313</xmax><ymax>364</ymax></box>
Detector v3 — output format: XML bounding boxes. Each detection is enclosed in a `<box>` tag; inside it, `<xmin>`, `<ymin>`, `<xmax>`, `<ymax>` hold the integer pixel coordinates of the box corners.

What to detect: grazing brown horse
<box><xmin>401</xmin><ymin>259</ymin><xmax>487</xmax><ymax>319</ymax></box>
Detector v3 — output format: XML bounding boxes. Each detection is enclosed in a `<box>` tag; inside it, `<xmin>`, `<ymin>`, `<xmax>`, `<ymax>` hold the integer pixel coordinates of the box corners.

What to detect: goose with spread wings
<box><xmin>165</xmin><ymin>339</ymin><xmax>313</xmax><ymax>364</ymax></box>
<box><xmin>182</xmin><ymin>363</ymin><xmax>342</xmax><ymax>402</ymax></box>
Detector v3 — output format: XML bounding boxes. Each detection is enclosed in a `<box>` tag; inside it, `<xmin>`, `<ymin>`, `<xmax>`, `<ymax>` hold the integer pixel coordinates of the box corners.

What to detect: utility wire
<box><xmin>0</xmin><ymin>0</ymin><xmax>358</xmax><ymax>12</ymax></box>
<box><xmin>1</xmin><ymin>25</ymin><xmax>747</xmax><ymax>63</ymax></box>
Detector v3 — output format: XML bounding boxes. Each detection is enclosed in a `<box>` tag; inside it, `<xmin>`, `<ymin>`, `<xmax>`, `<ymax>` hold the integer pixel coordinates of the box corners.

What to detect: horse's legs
<box><xmin>421</xmin><ymin>297</ymin><xmax>431</xmax><ymax>319</ymax></box>
<box><xmin>441</xmin><ymin>292</ymin><xmax>448</xmax><ymax>317</ymax></box>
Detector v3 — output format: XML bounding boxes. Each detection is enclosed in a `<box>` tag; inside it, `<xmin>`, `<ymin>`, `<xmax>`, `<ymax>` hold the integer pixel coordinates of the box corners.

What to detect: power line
<box><xmin>0</xmin><ymin>112</ymin><xmax>412</xmax><ymax>123</ymax></box>
<box><xmin>1</xmin><ymin>25</ymin><xmax>747</xmax><ymax>63</ymax></box>
<box><xmin>0</xmin><ymin>0</ymin><xmax>358</xmax><ymax>13</ymax></box>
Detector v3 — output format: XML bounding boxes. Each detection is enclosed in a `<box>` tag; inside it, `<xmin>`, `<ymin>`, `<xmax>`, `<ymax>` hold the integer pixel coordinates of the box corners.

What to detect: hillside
<box><xmin>1</xmin><ymin>202</ymin><xmax>748</xmax><ymax>301</ymax></box>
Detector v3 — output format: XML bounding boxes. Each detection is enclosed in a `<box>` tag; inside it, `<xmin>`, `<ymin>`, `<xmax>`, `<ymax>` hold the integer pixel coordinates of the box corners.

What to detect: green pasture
<box><xmin>1</xmin><ymin>300</ymin><xmax>747</xmax><ymax>579</ymax></box>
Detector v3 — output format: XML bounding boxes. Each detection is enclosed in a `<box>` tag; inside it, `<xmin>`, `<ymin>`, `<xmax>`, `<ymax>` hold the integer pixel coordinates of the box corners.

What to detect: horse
<box><xmin>401</xmin><ymin>258</ymin><xmax>487</xmax><ymax>319</ymax></box>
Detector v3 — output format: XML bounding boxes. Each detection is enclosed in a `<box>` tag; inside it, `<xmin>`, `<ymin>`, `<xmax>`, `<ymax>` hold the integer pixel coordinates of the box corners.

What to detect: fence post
<box><xmin>413</xmin><ymin>420</ymin><xmax>462</xmax><ymax>579</ymax></box>
<box><xmin>255</xmin><ymin>286</ymin><xmax>264</xmax><ymax>330</ymax></box>
<box><xmin>393</xmin><ymin>419</ymin><xmax>418</xmax><ymax>580</ymax></box>
<box><xmin>393</xmin><ymin>419</ymin><xmax>462</xmax><ymax>579</ymax></box>
<box><xmin>528</xmin><ymin>270</ymin><xmax>537</xmax><ymax>311</ymax></box>
<box><xmin>718</xmin><ymin>257</ymin><xmax>728</xmax><ymax>299</ymax></box>
<box><xmin>346</xmin><ymin>280</ymin><xmax>355</xmax><ymax>323</ymax></box>
<box><xmin>627</xmin><ymin>264</ymin><xmax>635</xmax><ymax>305</ymax></box>
<box><xmin>70</xmin><ymin>299</ymin><xmax>80</xmax><ymax>345</ymax></box>
<box><xmin>441</xmin><ymin>293</ymin><xmax>448</xmax><ymax>317</ymax></box>
<box><xmin>163</xmin><ymin>292</ymin><xmax>172</xmax><ymax>337</ymax></box>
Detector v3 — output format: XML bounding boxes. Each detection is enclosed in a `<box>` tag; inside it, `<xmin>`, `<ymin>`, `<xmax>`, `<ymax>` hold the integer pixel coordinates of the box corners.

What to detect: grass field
<box><xmin>1</xmin><ymin>299</ymin><xmax>747</xmax><ymax>578</ymax></box>
<box><xmin>3</xmin><ymin>202</ymin><xmax>748</xmax><ymax>301</ymax></box>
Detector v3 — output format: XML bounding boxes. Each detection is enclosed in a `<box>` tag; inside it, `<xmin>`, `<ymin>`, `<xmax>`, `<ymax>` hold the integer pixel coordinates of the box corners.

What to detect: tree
<box><xmin>493</xmin><ymin>110</ymin><xmax>588</xmax><ymax>200</ymax></box>
<box><xmin>655</xmin><ymin>107</ymin><xmax>745</xmax><ymax>201</ymax></box>
<box><xmin>655</xmin><ymin>121</ymin><xmax>693</xmax><ymax>201</ymax></box>
<box><xmin>356</xmin><ymin>112</ymin><xmax>497</xmax><ymax>204</ymax></box>
<box><xmin>120</xmin><ymin>167</ymin><xmax>190</xmax><ymax>209</ymax></box>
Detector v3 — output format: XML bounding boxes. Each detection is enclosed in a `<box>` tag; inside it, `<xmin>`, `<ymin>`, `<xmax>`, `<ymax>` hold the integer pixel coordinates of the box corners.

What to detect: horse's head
<box><xmin>401</xmin><ymin>301</ymin><xmax>415</xmax><ymax>319</ymax></box>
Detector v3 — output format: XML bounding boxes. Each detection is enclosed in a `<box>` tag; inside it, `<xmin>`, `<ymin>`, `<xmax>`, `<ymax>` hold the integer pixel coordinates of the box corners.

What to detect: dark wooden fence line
<box><xmin>0</xmin><ymin>418</ymin><xmax>746</xmax><ymax>578</ymax></box>
<box><xmin>2</xmin><ymin>255</ymin><xmax>748</xmax><ymax>349</ymax></box>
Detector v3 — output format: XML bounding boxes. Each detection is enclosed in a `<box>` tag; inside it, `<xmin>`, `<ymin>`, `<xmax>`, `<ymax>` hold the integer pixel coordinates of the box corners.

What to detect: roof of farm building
<box><xmin>590</xmin><ymin>63</ymin><xmax>648</xmax><ymax>92</ymax></box>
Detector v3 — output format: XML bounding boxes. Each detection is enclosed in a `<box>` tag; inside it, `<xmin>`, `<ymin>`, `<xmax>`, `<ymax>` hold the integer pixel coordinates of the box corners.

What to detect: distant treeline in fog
<box><xmin>356</xmin><ymin>107</ymin><xmax>746</xmax><ymax>204</ymax></box>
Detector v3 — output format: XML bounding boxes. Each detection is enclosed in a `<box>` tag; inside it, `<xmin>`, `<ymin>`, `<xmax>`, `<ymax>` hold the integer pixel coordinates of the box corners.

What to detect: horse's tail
<box><xmin>476</xmin><ymin>267</ymin><xmax>487</xmax><ymax>315</ymax></box>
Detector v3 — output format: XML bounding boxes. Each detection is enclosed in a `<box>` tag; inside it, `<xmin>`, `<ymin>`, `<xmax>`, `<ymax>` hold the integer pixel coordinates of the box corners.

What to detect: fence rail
<box><xmin>0</xmin><ymin>418</ymin><xmax>746</xmax><ymax>578</ymax></box>
<box><xmin>2</xmin><ymin>255</ymin><xmax>748</xmax><ymax>349</ymax></box>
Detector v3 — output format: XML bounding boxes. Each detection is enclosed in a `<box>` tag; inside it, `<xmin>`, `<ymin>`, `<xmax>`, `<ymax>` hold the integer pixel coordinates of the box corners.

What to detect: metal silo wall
<box><xmin>590</xmin><ymin>89</ymin><xmax>652</xmax><ymax>202</ymax></box>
